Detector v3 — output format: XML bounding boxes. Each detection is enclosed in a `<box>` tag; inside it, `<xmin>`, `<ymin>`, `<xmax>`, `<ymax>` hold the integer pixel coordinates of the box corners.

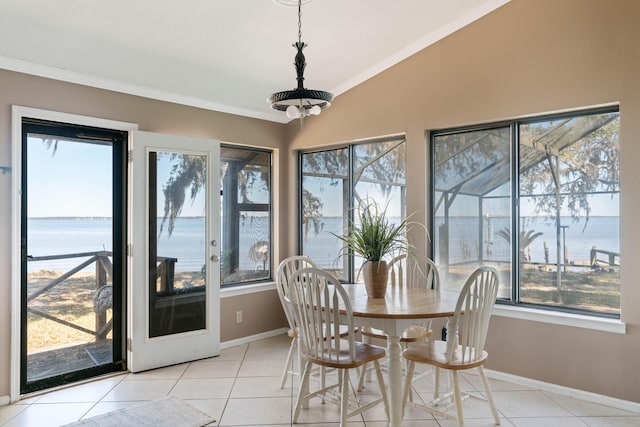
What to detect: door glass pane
<box><xmin>300</xmin><ymin>149</ymin><xmax>348</xmax><ymax>280</ymax></box>
<box><xmin>149</xmin><ymin>151</ymin><xmax>207</xmax><ymax>337</ymax></box>
<box><xmin>26</xmin><ymin>136</ymin><xmax>114</xmax><ymax>382</ymax></box>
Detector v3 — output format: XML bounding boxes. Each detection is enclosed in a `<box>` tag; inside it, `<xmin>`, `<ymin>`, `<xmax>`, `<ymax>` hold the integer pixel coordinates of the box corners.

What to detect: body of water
<box><xmin>27</xmin><ymin>217</ymin><xmax>270</xmax><ymax>273</ymax></box>
<box><xmin>27</xmin><ymin>216</ymin><xmax>619</xmax><ymax>273</ymax></box>
<box><xmin>434</xmin><ymin>215</ymin><xmax>620</xmax><ymax>265</ymax></box>
<box><xmin>303</xmin><ymin>216</ymin><xmax>620</xmax><ymax>269</ymax></box>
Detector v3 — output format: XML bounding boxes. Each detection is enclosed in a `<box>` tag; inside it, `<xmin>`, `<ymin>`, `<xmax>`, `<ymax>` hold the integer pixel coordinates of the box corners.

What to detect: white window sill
<box><xmin>220</xmin><ymin>281</ymin><xmax>276</xmax><ymax>298</ymax></box>
<box><xmin>492</xmin><ymin>304</ymin><xmax>626</xmax><ymax>334</ymax></box>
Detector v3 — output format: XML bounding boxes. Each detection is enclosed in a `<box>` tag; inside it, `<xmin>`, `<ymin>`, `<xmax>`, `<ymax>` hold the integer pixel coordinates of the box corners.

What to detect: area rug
<box><xmin>62</xmin><ymin>396</ymin><xmax>215</xmax><ymax>427</ymax></box>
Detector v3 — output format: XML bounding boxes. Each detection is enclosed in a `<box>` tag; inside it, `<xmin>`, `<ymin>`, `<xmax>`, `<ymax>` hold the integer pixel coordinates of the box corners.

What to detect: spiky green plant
<box><xmin>331</xmin><ymin>201</ymin><xmax>409</xmax><ymax>262</ymax></box>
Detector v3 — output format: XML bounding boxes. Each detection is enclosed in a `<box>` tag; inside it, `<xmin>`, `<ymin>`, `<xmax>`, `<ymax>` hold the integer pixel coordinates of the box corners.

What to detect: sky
<box><xmin>27</xmin><ymin>137</ymin><xmax>206</xmax><ymax>218</ymax></box>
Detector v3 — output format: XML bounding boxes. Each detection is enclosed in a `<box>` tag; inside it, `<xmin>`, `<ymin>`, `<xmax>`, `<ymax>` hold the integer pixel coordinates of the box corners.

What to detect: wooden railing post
<box><xmin>95</xmin><ymin>252</ymin><xmax>108</xmax><ymax>340</ymax></box>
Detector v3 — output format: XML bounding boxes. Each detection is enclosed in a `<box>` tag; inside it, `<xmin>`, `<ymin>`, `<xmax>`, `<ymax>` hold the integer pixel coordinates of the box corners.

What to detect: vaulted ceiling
<box><xmin>0</xmin><ymin>0</ymin><xmax>509</xmax><ymax>123</ymax></box>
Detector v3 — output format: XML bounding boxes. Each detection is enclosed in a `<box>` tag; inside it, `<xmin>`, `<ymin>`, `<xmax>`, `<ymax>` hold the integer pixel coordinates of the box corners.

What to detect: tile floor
<box><xmin>1</xmin><ymin>333</ymin><xmax>639</xmax><ymax>426</ymax></box>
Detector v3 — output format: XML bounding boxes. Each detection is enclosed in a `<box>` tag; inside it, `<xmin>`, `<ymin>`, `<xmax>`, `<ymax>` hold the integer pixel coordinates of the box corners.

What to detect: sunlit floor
<box><xmin>1</xmin><ymin>333</ymin><xmax>640</xmax><ymax>426</ymax></box>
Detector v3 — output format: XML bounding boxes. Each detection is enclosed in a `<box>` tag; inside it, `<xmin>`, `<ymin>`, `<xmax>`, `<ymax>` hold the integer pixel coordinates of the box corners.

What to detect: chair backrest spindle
<box><xmin>288</xmin><ymin>267</ymin><xmax>356</xmax><ymax>363</ymax></box>
<box><xmin>388</xmin><ymin>254</ymin><xmax>440</xmax><ymax>290</ymax></box>
<box><xmin>276</xmin><ymin>256</ymin><xmax>319</xmax><ymax>331</ymax></box>
<box><xmin>446</xmin><ymin>266</ymin><xmax>499</xmax><ymax>363</ymax></box>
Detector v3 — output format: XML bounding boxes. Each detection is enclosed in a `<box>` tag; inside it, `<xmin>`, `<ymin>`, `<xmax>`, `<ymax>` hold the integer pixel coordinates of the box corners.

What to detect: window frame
<box><xmin>298</xmin><ymin>136</ymin><xmax>406</xmax><ymax>283</ymax></box>
<box><xmin>219</xmin><ymin>143</ymin><xmax>273</xmax><ymax>288</ymax></box>
<box><xmin>430</xmin><ymin>105</ymin><xmax>621</xmax><ymax>319</ymax></box>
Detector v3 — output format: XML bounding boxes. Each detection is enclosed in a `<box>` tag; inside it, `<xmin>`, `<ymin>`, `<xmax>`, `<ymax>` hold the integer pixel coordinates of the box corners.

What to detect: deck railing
<box><xmin>27</xmin><ymin>251</ymin><xmax>176</xmax><ymax>341</ymax></box>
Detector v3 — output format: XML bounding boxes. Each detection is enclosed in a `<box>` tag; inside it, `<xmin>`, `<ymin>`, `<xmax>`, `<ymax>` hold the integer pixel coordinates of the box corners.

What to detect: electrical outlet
<box><xmin>236</xmin><ymin>310</ymin><xmax>243</xmax><ymax>323</ymax></box>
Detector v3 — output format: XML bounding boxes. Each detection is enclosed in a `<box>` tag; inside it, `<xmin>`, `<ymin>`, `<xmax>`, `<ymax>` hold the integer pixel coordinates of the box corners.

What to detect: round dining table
<box><xmin>338</xmin><ymin>283</ymin><xmax>461</xmax><ymax>427</ymax></box>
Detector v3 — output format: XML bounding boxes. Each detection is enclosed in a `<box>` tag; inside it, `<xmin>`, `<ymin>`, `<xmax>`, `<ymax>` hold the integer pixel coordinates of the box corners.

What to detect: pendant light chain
<box><xmin>297</xmin><ymin>0</ymin><xmax>303</xmax><ymax>45</ymax></box>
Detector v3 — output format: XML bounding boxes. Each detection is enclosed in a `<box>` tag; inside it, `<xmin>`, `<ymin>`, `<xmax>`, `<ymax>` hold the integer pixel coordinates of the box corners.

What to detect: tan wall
<box><xmin>0</xmin><ymin>70</ymin><xmax>288</xmax><ymax>397</ymax></box>
<box><xmin>285</xmin><ymin>0</ymin><xmax>640</xmax><ymax>402</ymax></box>
<box><xmin>2</xmin><ymin>0</ymin><xmax>639</xmax><ymax>405</ymax></box>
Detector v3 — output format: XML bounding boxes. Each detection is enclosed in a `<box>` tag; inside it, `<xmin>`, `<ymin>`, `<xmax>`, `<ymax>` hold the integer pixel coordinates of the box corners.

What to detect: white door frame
<box><xmin>128</xmin><ymin>131</ymin><xmax>221</xmax><ymax>372</ymax></box>
<box><xmin>9</xmin><ymin>106</ymin><xmax>138</xmax><ymax>402</ymax></box>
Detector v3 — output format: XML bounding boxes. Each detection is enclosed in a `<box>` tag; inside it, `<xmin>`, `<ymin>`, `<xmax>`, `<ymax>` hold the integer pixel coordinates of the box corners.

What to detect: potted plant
<box><xmin>332</xmin><ymin>200</ymin><xmax>410</xmax><ymax>298</ymax></box>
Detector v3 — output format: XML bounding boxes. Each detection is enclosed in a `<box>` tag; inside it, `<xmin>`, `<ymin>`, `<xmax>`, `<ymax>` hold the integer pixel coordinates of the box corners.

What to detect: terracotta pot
<box><xmin>362</xmin><ymin>261</ymin><xmax>388</xmax><ymax>298</ymax></box>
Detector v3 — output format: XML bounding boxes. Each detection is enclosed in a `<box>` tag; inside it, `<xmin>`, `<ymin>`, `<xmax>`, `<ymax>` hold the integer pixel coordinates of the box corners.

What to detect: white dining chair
<box><xmin>276</xmin><ymin>255</ymin><xmax>356</xmax><ymax>390</ymax></box>
<box><xmin>357</xmin><ymin>255</ymin><xmax>440</xmax><ymax>391</ymax></box>
<box><xmin>288</xmin><ymin>267</ymin><xmax>389</xmax><ymax>426</ymax></box>
<box><xmin>401</xmin><ymin>266</ymin><xmax>500</xmax><ymax>426</ymax></box>
<box><xmin>275</xmin><ymin>256</ymin><xmax>319</xmax><ymax>388</ymax></box>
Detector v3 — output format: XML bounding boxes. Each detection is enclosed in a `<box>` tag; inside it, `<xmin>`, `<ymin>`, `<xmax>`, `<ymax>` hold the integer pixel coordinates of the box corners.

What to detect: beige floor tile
<box><xmin>0</xmin><ymin>405</ymin><xmax>27</xmax><ymax>426</ymax></box>
<box><xmin>230</xmin><ymin>376</ymin><xmax>291</xmax><ymax>398</ymax></box>
<box><xmin>438</xmin><ymin>418</ymin><xmax>515</xmax><ymax>426</ymax></box>
<box><xmin>182</xmin><ymin>360</ymin><xmax>241</xmax><ymax>378</ymax></box>
<box><xmin>546</xmin><ymin>393</ymin><xmax>640</xmax><ymax>417</ymax></box>
<box><xmin>493</xmin><ymin>390</ymin><xmax>573</xmax><ymax>418</ymax></box>
<box><xmin>3</xmin><ymin>333</ymin><xmax>638</xmax><ymax>427</ymax></box>
<box><xmin>510</xmin><ymin>416</ymin><xmax>589</xmax><ymax>426</ymax></box>
<box><xmin>243</xmin><ymin>344</ymin><xmax>291</xmax><ymax>361</ymax></box>
<box><xmin>79</xmin><ymin>401</ymin><xmax>143</xmax><ymax>419</ymax></box>
<box><xmin>123</xmin><ymin>363</ymin><xmax>189</xmax><ymax>380</ymax></box>
<box><xmin>36</xmin><ymin>377</ymin><xmax>123</xmax><ymax>403</ymax></box>
<box><xmin>182</xmin><ymin>398</ymin><xmax>226</xmax><ymax>426</ymax></box>
<box><xmin>237</xmin><ymin>359</ymin><xmax>285</xmax><ymax>377</ymax></box>
<box><xmin>170</xmin><ymin>378</ymin><xmax>235</xmax><ymax>399</ymax></box>
<box><xmin>215</xmin><ymin>345</ymin><xmax>247</xmax><ymax>361</ymax></box>
<box><xmin>2</xmin><ymin>402</ymin><xmax>94</xmax><ymax>427</ymax></box>
<box><xmin>219</xmin><ymin>397</ymin><xmax>292</xmax><ymax>425</ymax></box>
<box><xmin>579</xmin><ymin>416</ymin><xmax>640</xmax><ymax>427</ymax></box>
<box><xmin>101</xmin><ymin>379</ymin><xmax>176</xmax><ymax>401</ymax></box>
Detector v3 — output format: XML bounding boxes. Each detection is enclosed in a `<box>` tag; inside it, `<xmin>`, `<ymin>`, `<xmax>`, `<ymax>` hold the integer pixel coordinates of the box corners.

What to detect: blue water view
<box><xmin>27</xmin><ymin>217</ymin><xmax>270</xmax><ymax>273</ymax></box>
<box><xmin>26</xmin><ymin>216</ymin><xmax>619</xmax><ymax>273</ymax></box>
<box><xmin>434</xmin><ymin>216</ymin><xmax>620</xmax><ymax>266</ymax></box>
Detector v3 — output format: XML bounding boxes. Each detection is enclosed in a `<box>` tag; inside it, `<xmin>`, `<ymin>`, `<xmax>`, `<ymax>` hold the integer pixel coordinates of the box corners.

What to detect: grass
<box><xmin>26</xmin><ymin>264</ymin><xmax>621</xmax><ymax>354</ymax></box>
<box><xmin>27</xmin><ymin>270</ymin><xmax>110</xmax><ymax>353</ymax></box>
<box><xmin>520</xmin><ymin>267</ymin><xmax>620</xmax><ymax>314</ymax></box>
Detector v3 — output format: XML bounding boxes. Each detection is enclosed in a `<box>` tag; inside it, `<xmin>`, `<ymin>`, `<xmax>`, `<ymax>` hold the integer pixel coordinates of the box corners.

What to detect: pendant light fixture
<box><xmin>267</xmin><ymin>0</ymin><xmax>334</xmax><ymax>123</ymax></box>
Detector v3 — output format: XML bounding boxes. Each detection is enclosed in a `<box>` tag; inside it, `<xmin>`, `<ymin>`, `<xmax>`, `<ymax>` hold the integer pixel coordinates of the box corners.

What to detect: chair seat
<box><xmin>402</xmin><ymin>340</ymin><xmax>488</xmax><ymax>370</ymax></box>
<box><xmin>302</xmin><ymin>341</ymin><xmax>386</xmax><ymax>369</ymax></box>
<box><xmin>361</xmin><ymin>324</ymin><xmax>430</xmax><ymax>342</ymax></box>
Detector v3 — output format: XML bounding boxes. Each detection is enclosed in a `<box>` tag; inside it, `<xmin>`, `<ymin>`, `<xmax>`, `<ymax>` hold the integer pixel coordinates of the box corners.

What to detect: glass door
<box><xmin>21</xmin><ymin>119</ymin><xmax>126</xmax><ymax>394</ymax></box>
<box><xmin>129</xmin><ymin>131</ymin><xmax>220</xmax><ymax>372</ymax></box>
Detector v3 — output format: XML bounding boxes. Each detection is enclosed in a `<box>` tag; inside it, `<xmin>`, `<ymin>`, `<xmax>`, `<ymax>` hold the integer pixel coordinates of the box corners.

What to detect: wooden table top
<box><xmin>338</xmin><ymin>284</ymin><xmax>461</xmax><ymax>320</ymax></box>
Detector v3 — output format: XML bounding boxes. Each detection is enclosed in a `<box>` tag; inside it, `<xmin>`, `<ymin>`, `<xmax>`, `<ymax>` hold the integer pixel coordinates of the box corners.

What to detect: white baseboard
<box><xmin>0</xmin><ymin>395</ymin><xmax>10</xmax><ymax>406</ymax></box>
<box><xmin>486</xmin><ymin>369</ymin><xmax>640</xmax><ymax>413</ymax></box>
<box><xmin>220</xmin><ymin>327</ymin><xmax>288</xmax><ymax>349</ymax></box>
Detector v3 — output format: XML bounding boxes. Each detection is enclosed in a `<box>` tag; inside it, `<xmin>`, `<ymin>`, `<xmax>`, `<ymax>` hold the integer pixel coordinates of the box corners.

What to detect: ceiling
<box><xmin>0</xmin><ymin>0</ymin><xmax>509</xmax><ymax>123</ymax></box>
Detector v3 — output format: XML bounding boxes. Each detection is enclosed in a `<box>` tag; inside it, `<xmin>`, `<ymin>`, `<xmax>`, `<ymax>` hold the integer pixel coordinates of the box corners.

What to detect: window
<box><xmin>299</xmin><ymin>136</ymin><xmax>406</xmax><ymax>282</ymax></box>
<box><xmin>432</xmin><ymin>107</ymin><xmax>620</xmax><ymax>317</ymax></box>
<box><xmin>220</xmin><ymin>146</ymin><xmax>272</xmax><ymax>286</ymax></box>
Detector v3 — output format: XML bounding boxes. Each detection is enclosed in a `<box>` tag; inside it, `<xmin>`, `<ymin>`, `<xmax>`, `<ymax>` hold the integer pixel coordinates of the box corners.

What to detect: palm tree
<box><xmin>497</xmin><ymin>228</ymin><xmax>543</xmax><ymax>262</ymax></box>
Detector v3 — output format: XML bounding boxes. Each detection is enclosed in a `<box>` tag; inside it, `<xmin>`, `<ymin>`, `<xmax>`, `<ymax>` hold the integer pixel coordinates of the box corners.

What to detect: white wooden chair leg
<box><xmin>402</xmin><ymin>360</ymin><xmax>416</xmax><ymax>417</ymax></box>
<box><xmin>296</xmin><ymin>336</ymin><xmax>303</xmax><ymax>382</ymax></box>
<box><xmin>479</xmin><ymin>366</ymin><xmax>501</xmax><ymax>425</ymax></box>
<box><xmin>321</xmin><ymin>366</ymin><xmax>326</xmax><ymax>403</ymax></box>
<box><xmin>293</xmin><ymin>361</ymin><xmax>313</xmax><ymax>422</ymax></box>
<box><xmin>434</xmin><ymin>366</ymin><xmax>440</xmax><ymax>399</ymax></box>
<box><xmin>373</xmin><ymin>359</ymin><xmax>390</xmax><ymax>419</ymax></box>
<box><xmin>451</xmin><ymin>371</ymin><xmax>464</xmax><ymax>426</ymax></box>
<box><xmin>280</xmin><ymin>338</ymin><xmax>295</xmax><ymax>388</ymax></box>
<box><xmin>357</xmin><ymin>362</ymin><xmax>369</xmax><ymax>391</ymax></box>
<box><xmin>339</xmin><ymin>369</ymin><xmax>349</xmax><ymax>426</ymax></box>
